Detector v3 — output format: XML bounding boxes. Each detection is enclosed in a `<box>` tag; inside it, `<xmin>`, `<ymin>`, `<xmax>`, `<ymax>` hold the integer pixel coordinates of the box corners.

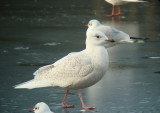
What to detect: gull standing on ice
<box><xmin>86</xmin><ymin>19</ymin><xmax>146</xmax><ymax>48</ymax></box>
<box><xmin>29</xmin><ymin>102</ymin><xmax>53</xmax><ymax>113</ymax></box>
<box><xmin>14</xmin><ymin>30</ymin><xmax>112</xmax><ymax>110</ymax></box>
<box><xmin>105</xmin><ymin>0</ymin><xmax>147</xmax><ymax>17</ymax></box>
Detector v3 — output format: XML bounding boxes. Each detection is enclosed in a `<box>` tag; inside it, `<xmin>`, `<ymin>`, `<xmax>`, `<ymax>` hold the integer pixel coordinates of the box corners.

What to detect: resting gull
<box><xmin>86</xmin><ymin>19</ymin><xmax>146</xmax><ymax>48</ymax></box>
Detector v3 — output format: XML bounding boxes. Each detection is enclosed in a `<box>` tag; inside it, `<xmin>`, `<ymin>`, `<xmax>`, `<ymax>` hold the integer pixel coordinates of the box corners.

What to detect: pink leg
<box><xmin>114</xmin><ymin>5</ymin><xmax>121</xmax><ymax>16</ymax></box>
<box><xmin>118</xmin><ymin>5</ymin><xmax>121</xmax><ymax>15</ymax></box>
<box><xmin>78</xmin><ymin>90</ymin><xmax>96</xmax><ymax>110</ymax></box>
<box><xmin>106</xmin><ymin>5</ymin><xmax>115</xmax><ymax>17</ymax></box>
<box><xmin>62</xmin><ymin>90</ymin><xmax>74</xmax><ymax>108</ymax></box>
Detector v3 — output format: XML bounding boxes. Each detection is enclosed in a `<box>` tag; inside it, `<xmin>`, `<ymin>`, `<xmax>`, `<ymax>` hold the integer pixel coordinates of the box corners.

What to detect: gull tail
<box><xmin>14</xmin><ymin>80</ymin><xmax>36</xmax><ymax>89</ymax></box>
<box><xmin>130</xmin><ymin>37</ymin><xmax>149</xmax><ymax>43</ymax></box>
<box><xmin>14</xmin><ymin>79</ymin><xmax>52</xmax><ymax>89</ymax></box>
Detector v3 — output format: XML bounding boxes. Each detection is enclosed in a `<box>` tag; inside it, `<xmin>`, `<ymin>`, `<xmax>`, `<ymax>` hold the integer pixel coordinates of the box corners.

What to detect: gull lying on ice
<box><xmin>86</xmin><ymin>19</ymin><xmax>147</xmax><ymax>48</ymax></box>
<box><xmin>105</xmin><ymin>0</ymin><xmax>147</xmax><ymax>17</ymax></box>
<box><xmin>14</xmin><ymin>30</ymin><xmax>112</xmax><ymax>110</ymax></box>
<box><xmin>29</xmin><ymin>102</ymin><xmax>53</xmax><ymax>113</ymax></box>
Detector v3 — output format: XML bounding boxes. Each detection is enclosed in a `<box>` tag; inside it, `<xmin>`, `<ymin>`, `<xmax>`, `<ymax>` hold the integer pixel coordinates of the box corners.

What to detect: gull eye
<box><xmin>35</xmin><ymin>107</ymin><xmax>39</xmax><ymax>110</ymax></box>
<box><xmin>96</xmin><ymin>35</ymin><xmax>100</xmax><ymax>38</ymax></box>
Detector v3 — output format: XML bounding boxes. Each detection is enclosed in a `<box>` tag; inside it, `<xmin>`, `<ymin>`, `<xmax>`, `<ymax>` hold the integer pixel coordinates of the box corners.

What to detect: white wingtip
<box><xmin>14</xmin><ymin>79</ymin><xmax>52</xmax><ymax>89</ymax></box>
<box><xmin>118</xmin><ymin>40</ymin><xmax>134</xmax><ymax>43</ymax></box>
<box><xmin>14</xmin><ymin>80</ymin><xmax>35</xmax><ymax>89</ymax></box>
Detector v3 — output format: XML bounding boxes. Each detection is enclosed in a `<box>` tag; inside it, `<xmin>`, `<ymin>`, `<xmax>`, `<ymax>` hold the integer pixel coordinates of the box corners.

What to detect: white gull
<box><xmin>29</xmin><ymin>102</ymin><xmax>53</xmax><ymax>113</ymax></box>
<box><xmin>86</xmin><ymin>19</ymin><xmax>144</xmax><ymax>48</ymax></box>
<box><xmin>14</xmin><ymin>30</ymin><xmax>112</xmax><ymax>110</ymax></box>
<box><xmin>105</xmin><ymin>0</ymin><xmax>147</xmax><ymax>17</ymax></box>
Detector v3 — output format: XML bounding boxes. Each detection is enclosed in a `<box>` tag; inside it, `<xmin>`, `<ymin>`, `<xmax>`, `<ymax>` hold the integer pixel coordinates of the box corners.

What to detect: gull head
<box><xmin>29</xmin><ymin>102</ymin><xmax>52</xmax><ymax>113</ymax></box>
<box><xmin>86</xmin><ymin>30</ymin><xmax>112</xmax><ymax>46</ymax></box>
<box><xmin>85</xmin><ymin>19</ymin><xmax>101</xmax><ymax>29</ymax></box>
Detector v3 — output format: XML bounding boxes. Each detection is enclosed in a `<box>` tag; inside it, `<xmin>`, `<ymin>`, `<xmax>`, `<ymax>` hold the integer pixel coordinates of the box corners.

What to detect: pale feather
<box><xmin>105</xmin><ymin>0</ymin><xmax>146</xmax><ymax>5</ymax></box>
<box><xmin>33</xmin><ymin>51</ymin><xmax>93</xmax><ymax>88</ymax></box>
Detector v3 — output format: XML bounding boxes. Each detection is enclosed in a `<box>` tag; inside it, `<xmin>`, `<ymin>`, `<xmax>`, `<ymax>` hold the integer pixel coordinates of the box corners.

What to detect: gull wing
<box><xmin>33</xmin><ymin>51</ymin><xmax>93</xmax><ymax>88</ymax></box>
<box><xmin>97</xmin><ymin>25</ymin><xmax>130</xmax><ymax>42</ymax></box>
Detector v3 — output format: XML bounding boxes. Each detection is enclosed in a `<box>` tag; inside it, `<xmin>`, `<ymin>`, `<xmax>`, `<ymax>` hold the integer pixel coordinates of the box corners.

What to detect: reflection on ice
<box><xmin>43</xmin><ymin>42</ymin><xmax>61</xmax><ymax>46</ymax></box>
<box><xmin>1</xmin><ymin>50</ymin><xmax>8</xmax><ymax>54</ymax></box>
<box><xmin>142</xmin><ymin>56</ymin><xmax>160</xmax><ymax>59</ymax></box>
<box><xmin>14</xmin><ymin>46</ymin><xmax>30</xmax><ymax>50</ymax></box>
<box><xmin>139</xmin><ymin>98</ymin><xmax>150</xmax><ymax>104</ymax></box>
<box><xmin>17</xmin><ymin>62</ymin><xmax>49</xmax><ymax>66</ymax></box>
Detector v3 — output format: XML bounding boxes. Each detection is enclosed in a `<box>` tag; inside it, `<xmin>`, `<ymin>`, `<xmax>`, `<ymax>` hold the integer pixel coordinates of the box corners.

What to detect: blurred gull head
<box><xmin>29</xmin><ymin>102</ymin><xmax>53</xmax><ymax>113</ymax></box>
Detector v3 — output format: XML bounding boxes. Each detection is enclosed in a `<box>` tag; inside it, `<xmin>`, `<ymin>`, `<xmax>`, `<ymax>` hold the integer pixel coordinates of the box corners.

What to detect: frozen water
<box><xmin>0</xmin><ymin>0</ymin><xmax>160</xmax><ymax>113</ymax></box>
<box><xmin>43</xmin><ymin>42</ymin><xmax>61</xmax><ymax>46</ymax></box>
<box><xmin>14</xmin><ymin>46</ymin><xmax>30</xmax><ymax>50</ymax></box>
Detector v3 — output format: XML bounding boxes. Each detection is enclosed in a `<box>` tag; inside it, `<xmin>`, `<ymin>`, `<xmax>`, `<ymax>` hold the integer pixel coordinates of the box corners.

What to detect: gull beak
<box><xmin>85</xmin><ymin>25</ymin><xmax>88</xmax><ymax>27</ymax></box>
<box><xmin>105</xmin><ymin>39</ymin><xmax>115</xmax><ymax>42</ymax></box>
<box><xmin>29</xmin><ymin>109</ymin><xmax>35</xmax><ymax>112</ymax></box>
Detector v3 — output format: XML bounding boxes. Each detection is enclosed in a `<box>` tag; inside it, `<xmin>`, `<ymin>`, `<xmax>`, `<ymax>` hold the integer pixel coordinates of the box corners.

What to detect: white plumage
<box><xmin>105</xmin><ymin>0</ymin><xmax>146</xmax><ymax>5</ymax></box>
<box><xmin>29</xmin><ymin>102</ymin><xmax>53</xmax><ymax>113</ymax></box>
<box><xmin>105</xmin><ymin>0</ymin><xmax>147</xmax><ymax>16</ymax></box>
<box><xmin>14</xmin><ymin>30</ymin><xmax>111</xmax><ymax>110</ymax></box>
<box><xmin>86</xmin><ymin>19</ymin><xmax>134</xmax><ymax>48</ymax></box>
